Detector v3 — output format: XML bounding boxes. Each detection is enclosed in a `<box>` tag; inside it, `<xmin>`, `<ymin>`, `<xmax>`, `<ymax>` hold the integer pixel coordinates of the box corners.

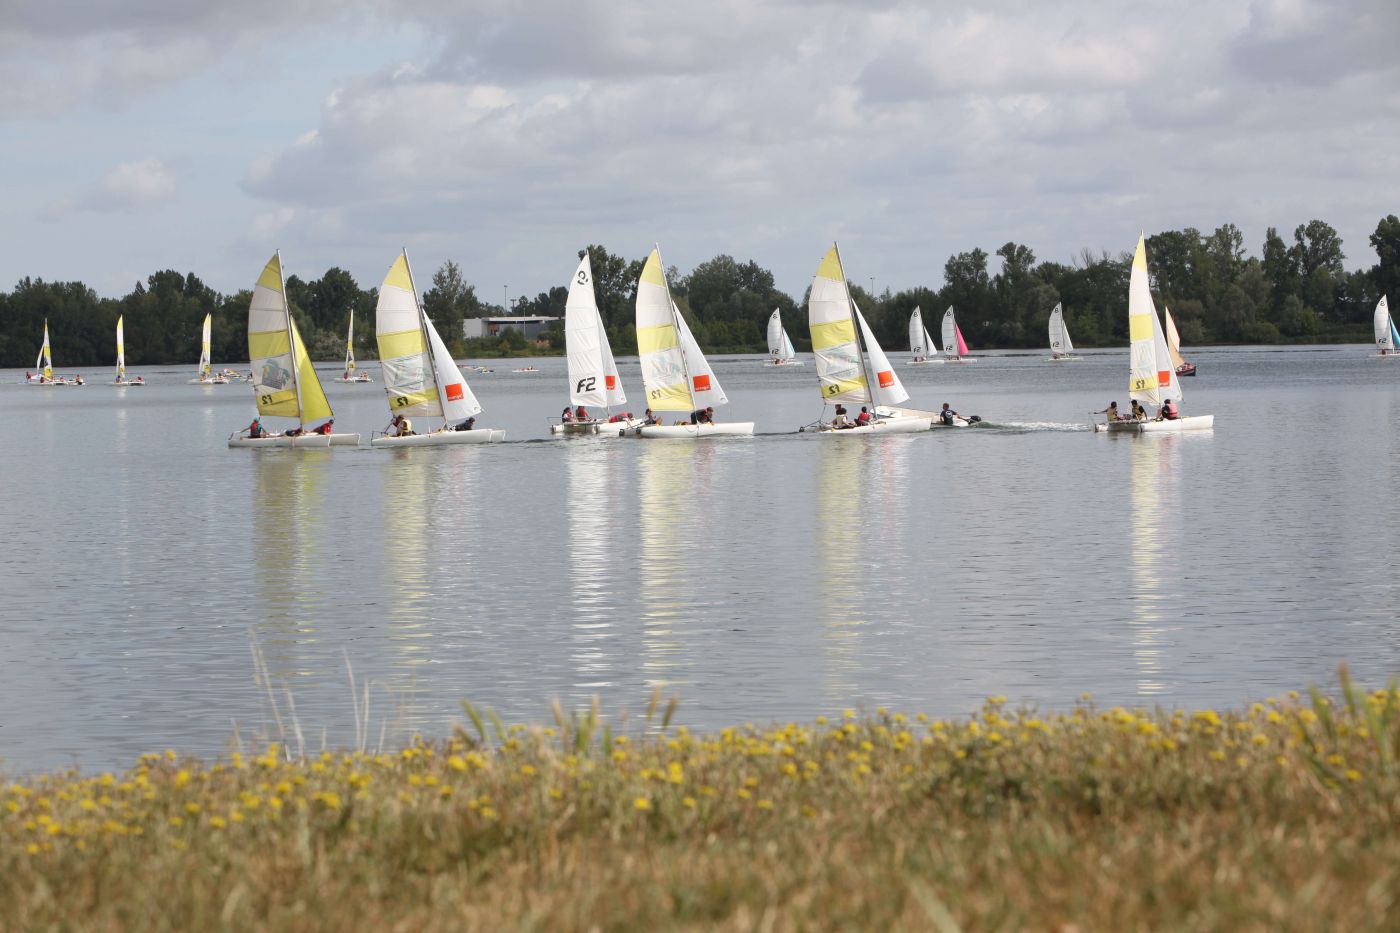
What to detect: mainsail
<box><xmin>565</xmin><ymin>253</ymin><xmax>626</xmax><ymax>409</ymax></box>
<box><xmin>115</xmin><ymin>316</ymin><xmax>126</xmax><ymax>380</ymax></box>
<box><xmin>1375</xmin><ymin>296</ymin><xmax>1395</xmax><ymax>353</ymax></box>
<box><xmin>198</xmin><ymin>313</ymin><xmax>213</xmax><ymax>378</ymax></box>
<box><xmin>37</xmin><ymin>320</ymin><xmax>52</xmax><ymax>381</ymax></box>
<box><xmin>1127</xmin><ymin>236</ymin><xmax>1181</xmax><ymax>406</ymax></box>
<box><xmin>636</xmin><ymin>247</ymin><xmax>727</xmax><ymax>412</ymax></box>
<box><xmin>1048</xmin><ymin>303</ymin><xmax>1075</xmax><ymax>356</ymax></box>
<box><xmin>941</xmin><ymin>307</ymin><xmax>971</xmax><ymax>358</ymax></box>
<box><xmin>767</xmin><ymin>309</ymin><xmax>797</xmax><ymax>362</ymax></box>
<box><xmin>375</xmin><ymin>251</ymin><xmax>481</xmax><ymax>425</ymax></box>
<box><xmin>248</xmin><ymin>252</ymin><xmax>333</xmax><ymax>426</ymax></box>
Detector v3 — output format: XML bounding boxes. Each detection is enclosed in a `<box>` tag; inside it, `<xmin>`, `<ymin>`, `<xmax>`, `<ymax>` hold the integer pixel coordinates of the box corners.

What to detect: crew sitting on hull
<box><xmin>853</xmin><ymin>406</ymin><xmax>873</xmax><ymax>427</ymax></box>
<box><xmin>455</xmin><ymin>417</ymin><xmax>476</xmax><ymax>431</ymax></box>
<box><xmin>1158</xmin><ymin>399</ymin><xmax>1180</xmax><ymax>421</ymax></box>
<box><xmin>831</xmin><ymin>404</ymin><xmax>850</xmax><ymax>428</ymax></box>
<box><xmin>386</xmin><ymin>413</ymin><xmax>414</xmax><ymax>437</ymax></box>
<box><xmin>246</xmin><ymin>418</ymin><xmax>267</xmax><ymax>439</ymax></box>
<box><xmin>313</xmin><ymin>419</ymin><xmax>334</xmax><ymax>435</ymax></box>
<box><xmin>940</xmin><ymin>403</ymin><xmax>960</xmax><ymax>425</ymax></box>
<box><xmin>1131</xmin><ymin>401</ymin><xmax>1147</xmax><ymax>421</ymax></box>
<box><xmin>1096</xmin><ymin>401</ymin><xmax>1121</xmax><ymax>422</ymax></box>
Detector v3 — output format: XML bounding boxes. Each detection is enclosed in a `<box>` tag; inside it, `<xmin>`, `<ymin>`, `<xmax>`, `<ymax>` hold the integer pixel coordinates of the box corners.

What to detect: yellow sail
<box><xmin>635</xmin><ymin>249</ymin><xmax>691</xmax><ymax>411</ymax></box>
<box><xmin>292</xmin><ymin>318</ymin><xmax>332</xmax><ymax>423</ymax></box>
<box><xmin>39</xmin><ymin>320</ymin><xmax>52</xmax><ymax>381</ymax></box>
<box><xmin>116</xmin><ymin>315</ymin><xmax>126</xmax><ymax>379</ymax></box>
<box><xmin>807</xmin><ymin>245</ymin><xmax>869</xmax><ymax>403</ymax></box>
<box><xmin>248</xmin><ymin>252</ymin><xmax>333</xmax><ymax>425</ymax></box>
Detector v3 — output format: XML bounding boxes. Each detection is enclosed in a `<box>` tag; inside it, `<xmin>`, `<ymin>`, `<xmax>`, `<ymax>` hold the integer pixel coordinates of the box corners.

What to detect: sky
<box><xmin>2</xmin><ymin>0</ymin><xmax>1398</xmax><ymax>304</ymax></box>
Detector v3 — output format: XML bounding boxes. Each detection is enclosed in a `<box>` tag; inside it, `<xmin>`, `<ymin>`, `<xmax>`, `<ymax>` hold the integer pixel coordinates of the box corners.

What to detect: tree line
<box><xmin>2</xmin><ymin>215</ymin><xmax>1396</xmax><ymax>369</ymax></box>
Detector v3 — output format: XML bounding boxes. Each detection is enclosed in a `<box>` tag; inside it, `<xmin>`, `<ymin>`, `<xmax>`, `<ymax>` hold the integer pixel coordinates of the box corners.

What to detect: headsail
<box><xmin>1127</xmin><ymin>236</ymin><xmax>1181</xmax><ymax>406</ymax></box>
<box><xmin>636</xmin><ymin>248</ymin><xmax>692</xmax><ymax>412</ymax></box>
<box><xmin>855</xmin><ymin>307</ymin><xmax>909</xmax><ymax>406</ymax></box>
<box><xmin>38</xmin><ymin>320</ymin><xmax>52</xmax><ymax>381</ymax></box>
<box><xmin>198</xmin><ymin>313</ymin><xmax>213</xmax><ymax>378</ymax></box>
<box><xmin>424</xmin><ymin>312</ymin><xmax>481</xmax><ymax>420</ymax></box>
<box><xmin>955</xmin><ymin>325</ymin><xmax>970</xmax><ymax>356</ymax></box>
<box><xmin>941</xmin><ymin>307</ymin><xmax>968</xmax><ymax>359</ymax></box>
<box><xmin>808</xmin><ymin>246</ymin><xmax>868</xmax><ymax>403</ymax></box>
<box><xmin>116</xmin><ymin>316</ymin><xmax>126</xmax><ymax>380</ymax></box>
<box><xmin>1048</xmin><ymin>303</ymin><xmax>1074</xmax><ymax>356</ymax></box>
<box><xmin>1375</xmin><ymin>296</ymin><xmax>1394</xmax><ymax>352</ymax></box>
<box><xmin>248</xmin><ymin>252</ymin><xmax>332</xmax><ymax>425</ymax></box>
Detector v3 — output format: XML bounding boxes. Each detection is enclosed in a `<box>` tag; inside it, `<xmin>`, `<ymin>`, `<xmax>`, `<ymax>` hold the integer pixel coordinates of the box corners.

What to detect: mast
<box><xmin>274</xmin><ymin>249</ymin><xmax>306</xmax><ymax>427</ymax></box>
<box><xmin>836</xmin><ymin>243</ymin><xmax>877</xmax><ymax>409</ymax></box>
<box><xmin>402</xmin><ymin>249</ymin><xmax>448</xmax><ymax>426</ymax></box>
<box><xmin>656</xmin><ymin>243</ymin><xmax>698</xmax><ymax>414</ymax></box>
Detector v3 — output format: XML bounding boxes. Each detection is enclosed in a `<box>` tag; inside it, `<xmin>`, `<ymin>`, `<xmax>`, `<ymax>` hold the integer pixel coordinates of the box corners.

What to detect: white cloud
<box><xmin>63</xmin><ymin>159</ymin><xmax>177</xmax><ymax>214</ymax></box>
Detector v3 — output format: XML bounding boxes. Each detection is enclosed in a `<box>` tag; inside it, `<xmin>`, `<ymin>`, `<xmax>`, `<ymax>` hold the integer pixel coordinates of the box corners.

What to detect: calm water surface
<box><xmin>3</xmin><ymin>345</ymin><xmax>1398</xmax><ymax>772</ymax></box>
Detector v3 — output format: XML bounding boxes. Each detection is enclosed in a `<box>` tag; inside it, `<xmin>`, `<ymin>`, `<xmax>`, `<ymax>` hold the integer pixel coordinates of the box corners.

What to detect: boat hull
<box><xmin>943</xmin><ymin>357</ymin><xmax>977</xmax><ymax>363</ymax></box>
<box><xmin>334</xmin><ymin>376</ymin><xmax>373</xmax><ymax>383</ymax></box>
<box><xmin>370</xmin><ymin>429</ymin><xmax>506</xmax><ymax>447</ymax></box>
<box><xmin>1096</xmin><ymin>415</ymin><xmax>1215</xmax><ymax>434</ymax></box>
<box><xmin>327</xmin><ymin>433</ymin><xmax>361</xmax><ymax>446</ymax></box>
<box><xmin>1176</xmin><ymin>363</ymin><xmax>1197</xmax><ymax>377</ymax></box>
<box><xmin>228</xmin><ymin>433</ymin><xmax>333</xmax><ymax>448</ymax></box>
<box><xmin>906</xmin><ymin>358</ymin><xmax>944</xmax><ymax>365</ymax></box>
<box><xmin>549</xmin><ymin>419</ymin><xmax>642</xmax><ymax>437</ymax></box>
<box><xmin>764</xmin><ymin>360</ymin><xmax>804</xmax><ymax>366</ymax></box>
<box><xmin>637</xmin><ymin>422</ymin><xmax>755</xmax><ymax>438</ymax></box>
<box><xmin>808</xmin><ymin>415</ymin><xmax>932</xmax><ymax>435</ymax></box>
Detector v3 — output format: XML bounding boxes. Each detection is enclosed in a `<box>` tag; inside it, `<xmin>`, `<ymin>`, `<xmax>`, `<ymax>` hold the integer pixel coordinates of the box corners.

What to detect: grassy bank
<box><xmin>5</xmin><ymin>676</ymin><xmax>1400</xmax><ymax>930</ymax></box>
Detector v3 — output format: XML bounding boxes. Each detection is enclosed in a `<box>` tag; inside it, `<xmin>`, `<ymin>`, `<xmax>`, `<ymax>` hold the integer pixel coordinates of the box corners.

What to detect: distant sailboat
<box><xmin>27</xmin><ymin>320</ymin><xmax>54</xmax><ymax>383</ymax></box>
<box><xmin>907</xmin><ymin>306</ymin><xmax>942</xmax><ymax>365</ymax></box>
<box><xmin>941</xmin><ymin>307</ymin><xmax>976</xmax><ymax>362</ymax></box>
<box><xmin>553</xmin><ymin>251</ymin><xmax>639</xmax><ymax>435</ymax></box>
<box><xmin>1164</xmin><ymin>306</ymin><xmax>1195</xmax><ymax>376</ymax></box>
<box><xmin>1096</xmin><ymin>236</ymin><xmax>1213</xmax><ymax>433</ymax></box>
<box><xmin>1373</xmin><ymin>296</ymin><xmax>1399</xmax><ymax>357</ymax></box>
<box><xmin>371</xmin><ymin>250</ymin><xmax>504</xmax><ymax>446</ymax></box>
<box><xmin>229</xmin><ymin>252</ymin><xmax>357</xmax><ymax>447</ymax></box>
<box><xmin>635</xmin><ymin>246</ymin><xmax>753</xmax><ymax>437</ymax></box>
<box><xmin>190</xmin><ymin>313</ymin><xmax>226</xmax><ymax>383</ymax></box>
<box><xmin>112</xmin><ymin>316</ymin><xmax>142</xmax><ymax>385</ymax></box>
<box><xmin>803</xmin><ymin>244</ymin><xmax>931</xmax><ymax>434</ymax></box>
<box><xmin>1048</xmin><ymin>303</ymin><xmax>1080</xmax><ymax>360</ymax></box>
<box><xmin>337</xmin><ymin>309</ymin><xmax>372</xmax><ymax>381</ymax></box>
<box><xmin>766</xmin><ymin>308</ymin><xmax>802</xmax><ymax>366</ymax></box>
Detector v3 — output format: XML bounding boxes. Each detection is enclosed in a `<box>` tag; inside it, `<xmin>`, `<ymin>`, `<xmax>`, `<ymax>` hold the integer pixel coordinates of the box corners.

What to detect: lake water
<box><xmin>3</xmin><ymin>346</ymin><xmax>1398</xmax><ymax>773</ymax></box>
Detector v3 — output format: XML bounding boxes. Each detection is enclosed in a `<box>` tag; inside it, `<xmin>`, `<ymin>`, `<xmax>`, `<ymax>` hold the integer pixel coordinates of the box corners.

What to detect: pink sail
<box><xmin>955</xmin><ymin>325</ymin><xmax>970</xmax><ymax>357</ymax></box>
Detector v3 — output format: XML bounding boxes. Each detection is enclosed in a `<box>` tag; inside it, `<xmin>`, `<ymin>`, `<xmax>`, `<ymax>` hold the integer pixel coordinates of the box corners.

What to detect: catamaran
<box><xmin>371</xmin><ymin>250</ymin><xmax>504</xmax><ymax>446</ymax></box>
<box><xmin>1164</xmin><ymin>306</ymin><xmax>1195</xmax><ymax>376</ymax></box>
<box><xmin>1048</xmin><ymin>303</ymin><xmax>1080</xmax><ymax>360</ymax></box>
<box><xmin>907</xmin><ymin>306</ymin><xmax>943</xmax><ymax>364</ymax></box>
<box><xmin>25</xmin><ymin>319</ymin><xmax>82</xmax><ymax>385</ymax></box>
<box><xmin>766</xmin><ymin>308</ymin><xmax>803</xmax><ymax>366</ymax></box>
<box><xmin>802</xmin><ymin>245</ymin><xmax>931</xmax><ymax>434</ymax></box>
<box><xmin>1096</xmin><ymin>236</ymin><xmax>1213</xmax><ymax>434</ymax></box>
<box><xmin>941</xmin><ymin>307</ymin><xmax>976</xmax><ymax>362</ymax></box>
<box><xmin>337</xmin><ymin>309</ymin><xmax>372</xmax><ymax>381</ymax></box>
<box><xmin>635</xmin><ymin>246</ymin><xmax>753</xmax><ymax>438</ymax></box>
<box><xmin>189</xmin><ymin>313</ymin><xmax>226</xmax><ymax>383</ymax></box>
<box><xmin>111</xmin><ymin>316</ymin><xmax>142</xmax><ymax>385</ymax></box>
<box><xmin>1373</xmin><ymin>296</ymin><xmax>1399</xmax><ymax>357</ymax></box>
<box><xmin>552</xmin><ymin>252</ymin><xmax>640</xmax><ymax>436</ymax></box>
<box><xmin>229</xmin><ymin>252</ymin><xmax>358</xmax><ymax>448</ymax></box>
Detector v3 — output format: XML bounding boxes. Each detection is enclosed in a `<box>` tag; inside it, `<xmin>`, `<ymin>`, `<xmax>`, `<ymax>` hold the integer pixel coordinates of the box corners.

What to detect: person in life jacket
<box><xmin>575</xmin><ymin>405</ymin><xmax>589</xmax><ymax>421</ymax></box>
<box><xmin>1096</xmin><ymin>401</ymin><xmax>1121</xmax><ymax>422</ymax></box>
<box><xmin>314</xmin><ymin>419</ymin><xmax>334</xmax><ymax>435</ymax></box>
<box><xmin>561</xmin><ymin>406</ymin><xmax>574</xmax><ymax>423</ymax></box>
<box><xmin>1160</xmin><ymin>399</ymin><xmax>1180</xmax><ymax>420</ymax></box>
<box><xmin>247</xmin><ymin>417</ymin><xmax>267</xmax><ymax>439</ymax></box>
<box><xmin>455</xmin><ymin>416</ymin><xmax>476</xmax><ymax>431</ymax></box>
<box><xmin>854</xmin><ymin>406</ymin><xmax>873</xmax><ymax>427</ymax></box>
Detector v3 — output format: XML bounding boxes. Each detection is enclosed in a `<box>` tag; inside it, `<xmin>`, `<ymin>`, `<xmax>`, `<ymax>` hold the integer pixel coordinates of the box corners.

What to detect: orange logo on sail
<box><xmin>605</xmin><ymin>375</ymin><xmax>616</xmax><ymax>390</ymax></box>
<box><xmin>445</xmin><ymin>383</ymin><xmax>464</xmax><ymax>401</ymax></box>
<box><xmin>693</xmin><ymin>374</ymin><xmax>711</xmax><ymax>391</ymax></box>
<box><xmin>877</xmin><ymin>371</ymin><xmax>895</xmax><ymax>388</ymax></box>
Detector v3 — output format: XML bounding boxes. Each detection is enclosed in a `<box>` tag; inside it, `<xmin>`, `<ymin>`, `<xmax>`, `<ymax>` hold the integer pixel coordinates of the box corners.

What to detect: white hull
<box><xmin>943</xmin><ymin>357</ymin><xmax>977</xmax><ymax>363</ymax></box>
<box><xmin>929</xmin><ymin>417</ymin><xmax>971</xmax><ymax>428</ymax></box>
<box><xmin>190</xmin><ymin>377</ymin><xmax>228</xmax><ymax>384</ymax></box>
<box><xmin>906</xmin><ymin>358</ymin><xmax>944</xmax><ymax>365</ymax></box>
<box><xmin>764</xmin><ymin>359</ymin><xmax>804</xmax><ymax>366</ymax></box>
<box><xmin>111</xmin><ymin>380</ymin><xmax>144</xmax><ymax>386</ymax></box>
<box><xmin>1048</xmin><ymin>355</ymin><xmax>1082</xmax><ymax>362</ymax></box>
<box><xmin>1096</xmin><ymin>415</ymin><xmax>1215</xmax><ymax>434</ymax></box>
<box><xmin>327</xmin><ymin>433</ymin><xmax>361</xmax><ymax>446</ymax></box>
<box><xmin>1370</xmin><ymin>352</ymin><xmax>1400</xmax><ymax>359</ymax></box>
<box><xmin>228</xmin><ymin>433</ymin><xmax>333</xmax><ymax>448</ymax></box>
<box><xmin>807</xmin><ymin>415</ymin><xmax>932</xmax><ymax>435</ymax></box>
<box><xmin>637</xmin><ymin>422</ymin><xmax>755</xmax><ymax>438</ymax></box>
<box><xmin>335</xmin><ymin>375</ymin><xmax>374</xmax><ymax>382</ymax></box>
<box><xmin>370</xmin><ymin>429</ymin><xmax>506</xmax><ymax>447</ymax></box>
<box><xmin>549</xmin><ymin>418</ymin><xmax>642</xmax><ymax>437</ymax></box>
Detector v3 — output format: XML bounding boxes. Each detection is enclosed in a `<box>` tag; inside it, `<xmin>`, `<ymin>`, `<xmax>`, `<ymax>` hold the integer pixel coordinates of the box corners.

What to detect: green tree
<box><xmin>1369</xmin><ymin>214</ymin><xmax>1400</xmax><ymax>301</ymax></box>
<box><xmin>422</xmin><ymin>261</ymin><xmax>479</xmax><ymax>358</ymax></box>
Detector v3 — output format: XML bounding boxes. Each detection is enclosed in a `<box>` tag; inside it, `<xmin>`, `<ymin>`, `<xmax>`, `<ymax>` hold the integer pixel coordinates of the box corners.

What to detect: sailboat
<box><xmin>1372</xmin><ymin>296</ymin><xmax>1399</xmax><ymax>357</ymax></box>
<box><xmin>111</xmin><ymin>316</ymin><xmax>142</xmax><ymax>385</ymax></box>
<box><xmin>552</xmin><ymin>252</ymin><xmax>639</xmax><ymax>436</ymax></box>
<box><xmin>336</xmin><ymin>309</ymin><xmax>373</xmax><ymax>381</ymax></box>
<box><xmin>1096</xmin><ymin>236</ymin><xmax>1213</xmax><ymax>433</ymax></box>
<box><xmin>635</xmin><ymin>246</ymin><xmax>753</xmax><ymax>438</ymax></box>
<box><xmin>907</xmin><ymin>306</ymin><xmax>942</xmax><ymax>364</ymax></box>
<box><xmin>370</xmin><ymin>250</ymin><xmax>504</xmax><ymax>446</ymax></box>
<box><xmin>802</xmin><ymin>244</ymin><xmax>931</xmax><ymax>434</ymax></box>
<box><xmin>25</xmin><ymin>319</ymin><xmax>81</xmax><ymax>385</ymax></box>
<box><xmin>941</xmin><ymin>307</ymin><xmax>977</xmax><ymax>362</ymax></box>
<box><xmin>1163</xmin><ymin>306</ymin><xmax>1195</xmax><ymax>376</ymax></box>
<box><xmin>1048</xmin><ymin>303</ymin><xmax>1080</xmax><ymax>361</ymax></box>
<box><xmin>229</xmin><ymin>252</ymin><xmax>358</xmax><ymax>448</ymax></box>
<box><xmin>189</xmin><ymin>313</ymin><xmax>227</xmax><ymax>383</ymax></box>
<box><xmin>765</xmin><ymin>308</ymin><xmax>803</xmax><ymax>366</ymax></box>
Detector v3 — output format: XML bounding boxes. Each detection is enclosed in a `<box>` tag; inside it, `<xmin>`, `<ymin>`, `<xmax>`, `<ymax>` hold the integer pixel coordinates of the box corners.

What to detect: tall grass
<box><xmin>4</xmin><ymin>674</ymin><xmax>1400</xmax><ymax>930</ymax></box>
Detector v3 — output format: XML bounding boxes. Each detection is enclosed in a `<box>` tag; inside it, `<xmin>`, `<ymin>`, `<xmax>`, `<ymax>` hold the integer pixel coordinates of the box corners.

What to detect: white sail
<box><xmin>599</xmin><ymin>327</ymin><xmax>626</xmax><ymax>407</ymax></box>
<box><xmin>673</xmin><ymin>300</ymin><xmax>728</xmax><ymax>408</ymax></box>
<box><xmin>424</xmin><ymin>313</ymin><xmax>481</xmax><ymax>421</ymax></box>
<box><xmin>345</xmin><ymin>309</ymin><xmax>356</xmax><ymax>374</ymax></box>
<box><xmin>565</xmin><ymin>253</ymin><xmax>611</xmax><ymax>409</ymax></box>
<box><xmin>1127</xmin><ymin>236</ymin><xmax>1181</xmax><ymax>406</ymax></box>
<box><xmin>1048</xmin><ymin>303</ymin><xmax>1075</xmax><ymax>356</ymax></box>
<box><xmin>767</xmin><ymin>309</ymin><xmax>796</xmax><ymax>362</ymax></box>
<box><xmin>808</xmin><ymin>245</ymin><xmax>869</xmax><ymax>403</ymax></box>
<box><xmin>198</xmin><ymin>313</ymin><xmax>212</xmax><ymax>378</ymax></box>
<box><xmin>1375</xmin><ymin>296</ymin><xmax>1394</xmax><ymax>352</ymax></box>
<box><xmin>248</xmin><ymin>252</ymin><xmax>332</xmax><ymax>425</ymax></box>
<box><xmin>636</xmin><ymin>247</ymin><xmax>693</xmax><ymax>412</ymax></box>
<box><xmin>855</xmin><ymin>307</ymin><xmax>909</xmax><ymax>406</ymax></box>
<box><xmin>909</xmin><ymin>306</ymin><xmax>939</xmax><ymax>358</ymax></box>
<box><xmin>941</xmin><ymin>307</ymin><xmax>958</xmax><ymax>359</ymax></box>
<box><xmin>115</xmin><ymin>316</ymin><xmax>126</xmax><ymax>380</ymax></box>
<box><xmin>1163</xmin><ymin>305</ymin><xmax>1187</xmax><ymax>371</ymax></box>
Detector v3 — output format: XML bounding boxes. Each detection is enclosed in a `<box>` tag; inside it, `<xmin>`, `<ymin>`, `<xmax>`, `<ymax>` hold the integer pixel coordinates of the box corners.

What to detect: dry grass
<box><xmin>5</xmin><ymin>673</ymin><xmax>1400</xmax><ymax>931</ymax></box>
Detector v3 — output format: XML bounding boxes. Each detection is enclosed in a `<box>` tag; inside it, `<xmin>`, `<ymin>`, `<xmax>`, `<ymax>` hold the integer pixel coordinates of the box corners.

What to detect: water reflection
<box><xmin>568</xmin><ymin>442</ymin><xmax>621</xmax><ymax>692</ymax></box>
<box><xmin>251</xmin><ymin>453</ymin><xmax>330</xmax><ymax>680</ymax></box>
<box><xmin>815</xmin><ymin>439</ymin><xmax>873</xmax><ymax>698</ymax></box>
<box><xmin>1127</xmin><ymin>435</ymin><xmax>1182</xmax><ymax>696</ymax></box>
<box><xmin>638</xmin><ymin>441</ymin><xmax>717</xmax><ymax>688</ymax></box>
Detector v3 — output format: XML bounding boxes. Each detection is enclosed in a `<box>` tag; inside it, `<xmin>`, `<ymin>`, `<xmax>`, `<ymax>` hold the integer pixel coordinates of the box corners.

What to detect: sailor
<box><xmin>562</xmin><ymin>406</ymin><xmax>574</xmax><ymax>423</ymax></box>
<box><xmin>247</xmin><ymin>417</ymin><xmax>267</xmax><ymax>439</ymax></box>
<box><xmin>1131</xmin><ymin>401</ymin><xmax>1146</xmax><ymax>421</ymax></box>
<box><xmin>643</xmin><ymin>409</ymin><xmax>659</xmax><ymax>426</ymax></box>
<box><xmin>854</xmin><ymin>406</ymin><xmax>873</xmax><ymax>427</ymax></box>
<box><xmin>831</xmin><ymin>404</ymin><xmax>849</xmax><ymax>428</ymax></box>
<box><xmin>1160</xmin><ymin>399</ymin><xmax>1180</xmax><ymax>420</ymax></box>
<box><xmin>1096</xmin><ymin>401</ymin><xmax>1121</xmax><ymax>422</ymax></box>
<box><xmin>313</xmin><ymin>418</ymin><xmax>334</xmax><ymax>435</ymax></box>
<box><xmin>387</xmin><ymin>413</ymin><xmax>414</xmax><ymax>437</ymax></box>
<box><xmin>939</xmin><ymin>402</ymin><xmax>960</xmax><ymax>426</ymax></box>
<box><xmin>575</xmin><ymin>405</ymin><xmax>589</xmax><ymax>421</ymax></box>
<box><xmin>456</xmin><ymin>416</ymin><xmax>476</xmax><ymax>431</ymax></box>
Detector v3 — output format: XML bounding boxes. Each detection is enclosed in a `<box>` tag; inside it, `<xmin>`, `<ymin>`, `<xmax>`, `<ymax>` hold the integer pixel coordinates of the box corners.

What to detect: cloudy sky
<box><xmin>3</xmin><ymin>0</ymin><xmax>1397</xmax><ymax>302</ymax></box>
